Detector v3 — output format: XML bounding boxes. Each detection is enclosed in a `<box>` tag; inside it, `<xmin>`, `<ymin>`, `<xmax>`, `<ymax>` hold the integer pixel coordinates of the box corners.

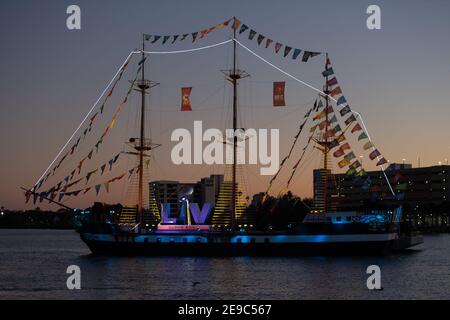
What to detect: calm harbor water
<box><xmin>0</xmin><ymin>229</ymin><xmax>449</xmax><ymax>300</ymax></box>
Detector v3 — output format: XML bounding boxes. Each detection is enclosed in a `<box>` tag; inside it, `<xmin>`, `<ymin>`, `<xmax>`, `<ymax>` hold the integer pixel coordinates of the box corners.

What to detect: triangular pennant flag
<box><xmin>108</xmin><ymin>159</ymin><xmax>114</xmax><ymax>171</ymax></box>
<box><xmin>333</xmin><ymin>148</ymin><xmax>345</xmax><ymax>158</ymax></box>
<box><xmin>200</xmin><ymin>30</ymin><xmax>208</xmax><ymax>39</ymax></box>
<box><xmin>292</xmin><ymin>48</ymin><xmax>302</xmax><ymax>60</ymax></box>
<box><xmin>329</xmin><ymin>115</ymin><xmax>337</xmax><ymax>123</ymax></box>
<box><xmin>322</xmin><ymin>68</ymin><xmax>334</xmax><ymax>77</ymax></box>
<box><xmin>358</xmin><ymin>132</ymin><xmax>368</xmax><ymax>141</ymax></box>
<box><xmin>104</xmin><ymin>182</ymin><xmax>110</xmax><ymax>193</ymax></box>
<box><xmin>317</xmin><ymin>100</ymin><xmax>323</xmax><ymax>109</ymax></box>
<box><xmin>344</xmin><ymin>114</ymin><xmax>356</xmax><ymax>126</ymax></box>
<box><xmin>363</xmin><ymin>141</ymin><xmax>374</xmax><ymax>150</ymax></box>
<box><xmin>275</xmin><ymin>42</ymin><xmax>283</xmax><ymax>53</ymax></box>
<box><xmin>340</xmin><ymin>105</ymin><xmax>351</xmax><ymax>116</ymax></box>
<box><xmin>191</xmin><ymin>32</ymin><xmax>198</xmax><ymax>42</ymax></box>
<box><xmin>341</xmin><ymin>143</ymin><xmax>351</xmax><ymax>151</ymax></box>
<box><xmin>180</xmin><ymin>34</ymin><xmax>188</xmax><ymax>41</ymax></box>
<box><xmin>338</xmin><ymin>158</ymin><xmax>350</xmax><ymax>168</ymax></box>
<box><xmin>327</xmin><ymin>77</ymin><xmax>338</xmax><ymax>87</ymax></box>
<box><xmin>239</xmin><ymin>24</ymin><xmax>249</xmax><ymax>34</ymax></box>
<box><xmin>313</xmin><ymin>110</ymin><xmax>326</xmax><ymax>121</ymax></box>
<box><xmin>344</xmin><ymin>152</ymin><xmax>356</xmax><ymax>162</ymax></box>
<box><xmin>86</xmin><ymin>169</ymin><xmax>98</xmax><ymax>184</ymax></box>
<box><xmin>336</xmin><ymin>96</ymin><xmax>347</xmax><ymax>107</ymax></box>
<box><xmin>369</xmin><ymin>149</ymin><xmax>381</xmax><ymax>160</ymax></box>
<box><xmin>376</xmin><ymin>157</ymin><xmax>388</xmax><ymax>166</ymax></box>
<box><xmin>256</xmin><ymin>34</ymin><xmax>265</xmax><ymax>45</ymax></box>
<box><xmin>283</xmin><ymin>46</ymin><xmax>292</xmax><ymax>57</ymax></box>
<box><xmin>302</xmin><ymin>51</ymin><xmax>321</xmax><ymax>62</ymax></box>
<box><xmin>144</xmin><ymin>34</ymin><xmax>152</xmax><ymax>41</ymax></box>
<box><xmin>87</xmin><ymin>149</ymin><xmax>93</xmax><ymax>160</ymax></box>
<box><xmin>265</xmin><ymin>38</ymin><xmax>273</xmax><ymax>48</ymax></box>
<box><xmin>351</xmin><ymin>123</ymin><xmax>362</xmax><ymax>133</ymax></box>
<box><xmin>58</xmin><ymin>193</ymin><xmax>65</xmax><ymax>202</ymax></box>
<box><xmin>349</xmin><ymin>161</ymin><xmax>362</xmax><ymax>170</ymax></box>
<box><xmin>78</xmin><ymin>159</ymin><xmax>85</xmax><ymax>174</ymax></box>
<box><xmin>248</xmin><ymin>30</ymin><xmax>257</xmax><ymax>40</ymax></box>
<box><xmin>333</xmin><ymin>124</ymin><xmax>342</xmax><ymax>133</ymax></box>
<box><xmin>329</xmin><ymin>86</ymin><xmax>342</xmax><ymax>97</ymax></box>
<box><xmin>95</xmin><ymin>139</ymin><xmax>103</xmax><ymax>152</ymax></box>
<box><xmin>100</xmin><ymin>164</ymin><xmax>107</xmax><ymax>175</ymax></box>
<box><xmin>171</xmin><ymin>35</ymin><xmax>179</xmax><ymax>44</ymax></box>
<box><xmin>72</xmin><ymin>190</ymin><xmax>81</xmax><ymax>197</ymax></box>
<box><xmin>231</xmin><ymin>18</ymin><xmax>241</xmax><ymax>30</ymax></box>
<box><xmin>95</xmin><ymin>184</ymin><xmax>101</xmax><ymax>195</ymax></box>
<box><xmin>151</xmin><ymin>36</ymin><xmax>161</xmax><ymax>43</ymax></box>
<box><xmin>162</xmin><ymin>35</ymin><xmax>171</xmax><ymax>44</ymax></box>
<box><xmin>113</xmin><ymin>153</ymin><xmax>120</xmax><ymax>163</ymax></box>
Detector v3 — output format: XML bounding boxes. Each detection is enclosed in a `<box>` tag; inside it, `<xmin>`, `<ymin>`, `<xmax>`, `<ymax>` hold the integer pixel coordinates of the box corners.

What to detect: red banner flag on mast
<box><xmin>181</xmin><ymin>87</ymin><xmax>192</xmax><ymax>111</ymax></box>
<box><xmin>273</xmin><ymin>82</ymin><xmax>286</xmax><ymax>107</ymax></box>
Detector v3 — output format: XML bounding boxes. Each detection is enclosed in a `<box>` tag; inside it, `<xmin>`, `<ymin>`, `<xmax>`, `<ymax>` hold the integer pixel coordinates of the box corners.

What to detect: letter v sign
<box><xmin>189</xmin><ymin>203</ymin><xmax>213</xmax><ymax>224</ymax></box>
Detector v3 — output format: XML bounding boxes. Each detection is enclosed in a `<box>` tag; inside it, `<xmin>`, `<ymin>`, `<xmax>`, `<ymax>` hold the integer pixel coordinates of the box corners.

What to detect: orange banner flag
<box><xmin>181</xmin><ymin>87</ymin><xmax>193</xmax><ymax>111</ymax></box>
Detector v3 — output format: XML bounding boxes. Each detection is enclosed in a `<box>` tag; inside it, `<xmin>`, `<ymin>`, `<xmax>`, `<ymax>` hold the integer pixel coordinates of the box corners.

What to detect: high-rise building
<box><xmin>149</xmin><ymin>174</ymin><xmax>224</xmax><ymax>221</ymax></box>
<box><xmin>315</xmin><ymin>163</ymin><xmax>450</xmax><ymax>210</ymax></box>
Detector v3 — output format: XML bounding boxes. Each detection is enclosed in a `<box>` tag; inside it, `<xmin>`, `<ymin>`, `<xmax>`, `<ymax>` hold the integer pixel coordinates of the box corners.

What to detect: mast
<box><xmin>134</xmin><ymin>36</ymin><xmax>159</xmax><ymax>227</ymax></box>
<box><xmin>313</xmin><ymin>53</ymin><xmax>331</xmax><ymax>214</ymax></box>
<box><xmin>231</xmin><ymin>22</ymin><xmax>238</xmax><ymax>229</ymax></box>
<box><xmin>137</xmin><ymin>35</ymin><xmax>146</xmax><ymax>227</ymax></box>
<box><xmin>221</xmin><ymin>18</ymin><xmax>249</xmax><ymax>229</ymax></box>
<box><xmin>323</xmin><ymin>53</ymin><xmax>330</xmax><ymax>213</ymax></box>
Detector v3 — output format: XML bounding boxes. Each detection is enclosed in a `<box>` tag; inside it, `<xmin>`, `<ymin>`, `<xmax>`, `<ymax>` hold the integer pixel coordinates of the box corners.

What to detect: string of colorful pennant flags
<box><xmin>32</xmin><ymin>65</ymin><xmax>142</xmax><ymax>200</ymax></box>
<box><xmin>38</xmin><ymin>57</ymin><xmax>133</xmax><ymax>187</ymax></box>
<box><xmin>144</xmin><ymin>17</ymin><xmax>322</xmax><ymax>63</ymax></box>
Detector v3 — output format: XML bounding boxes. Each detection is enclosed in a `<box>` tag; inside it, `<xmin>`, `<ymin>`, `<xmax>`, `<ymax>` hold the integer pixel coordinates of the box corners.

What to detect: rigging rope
<box><xmin>139</xmin><ymin>39</ymin><xmax>233</xmax><ymax>55</ymax></box>
<box><xmin>234</xmin><ymin>38</ymin><xmax>395</xmax><ymax>196</ymax></box>
<box><xmin>32</xmin><ymin>51</ymin><xmax>136</xmax><ymax>190</ymax></box>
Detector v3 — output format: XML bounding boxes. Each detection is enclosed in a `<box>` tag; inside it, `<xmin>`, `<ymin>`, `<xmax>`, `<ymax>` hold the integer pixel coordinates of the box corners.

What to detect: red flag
<box><xmin>275</xmin><ymin>43</ymin><xmax>283</xmax><ymax>53</ymax></box>
<box><xmin>181</xmin><ymin>87</ymin><xmax>192</xmax><ymax>111</ymax></box>
<box><xmin>351</xmin><ymin>123</ymin><xmax>362</xmax><ymax>133</ymax></box>
<box><xmin>329</xmin><ymin>86</ymin><xmax>342</xmax><ymax>97</ymax></box>
<box><xmin>231</xmin><ymin>18</ymin><xmax>241</xmax><ymax>30</ymax></box>
<box><xmin>273</xmin><ymin>82</ymin><xmax>286</xmax><ymax>107</ymax></box>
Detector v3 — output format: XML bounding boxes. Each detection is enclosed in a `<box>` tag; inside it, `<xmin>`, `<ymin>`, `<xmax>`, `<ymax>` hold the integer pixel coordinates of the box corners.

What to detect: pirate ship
<box><xmin>24</xmin><ymin>17</ymin><xmax>422</xmax><ymax>255</ymax></box>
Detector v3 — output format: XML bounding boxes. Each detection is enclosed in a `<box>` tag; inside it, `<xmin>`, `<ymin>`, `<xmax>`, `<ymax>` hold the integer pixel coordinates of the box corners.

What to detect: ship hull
<box><xmin>80</xmin><ymin>232</ymin><xmax>423</xmax><ymax>256</ymax></box>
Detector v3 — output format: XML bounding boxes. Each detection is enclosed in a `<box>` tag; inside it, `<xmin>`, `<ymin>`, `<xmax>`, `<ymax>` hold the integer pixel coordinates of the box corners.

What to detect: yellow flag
<box><xmin>363</xmin><ymin>141</ymin><xmax>374</xmax><ymax>150</ymax></box>
<box><xmin>313</xmin><ymin>110</ymin><xmax>326</xmax><ymax>121</ymax></box>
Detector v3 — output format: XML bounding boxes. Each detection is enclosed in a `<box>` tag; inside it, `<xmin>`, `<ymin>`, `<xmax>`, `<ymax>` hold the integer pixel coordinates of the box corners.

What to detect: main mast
<box><xmin>135</xmin><ymin>36</ymin><xmax>159</xmax><ymax>228</ymax></box>
<box><xmin>313</xmin><ymin>53</ymin><xmax>331</xmax><ymax>213</ymax></box>
<box><xmin>223</xmin><ymin>18</ymin><xmax>249</xmax><ymax>230</ymax></box>
<box><xmin>137</xmin><ymin>36</ymin><xmax>147</xmax><ymax>227</ymax></box>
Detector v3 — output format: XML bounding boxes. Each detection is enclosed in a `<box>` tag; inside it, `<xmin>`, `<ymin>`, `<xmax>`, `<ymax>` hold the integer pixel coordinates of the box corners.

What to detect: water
<box><xmin>0</xmin><ymin>229</ymin><xmax>449</xmax><ymax>299</ymax></box>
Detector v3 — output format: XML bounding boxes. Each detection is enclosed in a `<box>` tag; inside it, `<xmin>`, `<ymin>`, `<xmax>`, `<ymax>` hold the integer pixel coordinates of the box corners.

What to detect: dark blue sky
<box><xmin>1</xmin><ymin>0</ymin><xmax>450</xmax><ymax>209</ymax></box>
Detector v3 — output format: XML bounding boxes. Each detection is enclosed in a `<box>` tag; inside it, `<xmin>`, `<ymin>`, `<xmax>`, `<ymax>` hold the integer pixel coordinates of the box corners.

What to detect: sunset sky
<box><xmin>1</xmin><ymin>0</ymin><xmax>450</xmax><ymax>210</ymax></box>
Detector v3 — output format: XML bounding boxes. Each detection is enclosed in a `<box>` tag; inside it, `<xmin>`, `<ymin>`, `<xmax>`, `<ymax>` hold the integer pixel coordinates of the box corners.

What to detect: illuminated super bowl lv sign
<box><xmin>161</xmin><ymin>203</ymin><xmax>213</xmax><ymax>225</ymax></box>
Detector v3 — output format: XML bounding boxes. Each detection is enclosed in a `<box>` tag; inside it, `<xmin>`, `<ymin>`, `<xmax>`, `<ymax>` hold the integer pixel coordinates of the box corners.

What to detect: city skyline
<box><xmin>1</xmin><ymin>0</ymin><xmax>450</xmax><ymax>210</ymax></box>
